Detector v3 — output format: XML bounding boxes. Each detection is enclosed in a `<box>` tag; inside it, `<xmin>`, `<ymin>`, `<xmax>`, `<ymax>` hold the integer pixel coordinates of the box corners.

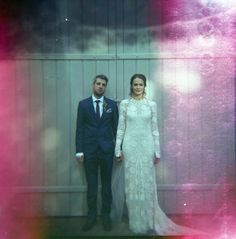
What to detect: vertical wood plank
<box><xmin>42</xmin><ymin>60</ymin><xmax>58</xmax><ymax>186</ymax></box>
<box><xmin>116</xmin><ymin>60</ymin><xmax>124</xmax><ymax>101</ymax></box>
<box><xmin>95</xmin><ymin>0</ymin><xmax>109</xmax><ymax>54</ymax></box>
<box><xmin>0</xmin><ymin>60</ymin><xmax>18</xmax><ymax>187</ymax></box>
<box><xmin>67</xmin><ymin>0</ymin><xmax>83</xmax><ymax>53</ymax></box>
<box><xmin>56</xmin><ymin>60</ymin><xmax>71</xmax><ymax>215</ymax></box>
<box><xmin>136</xmin><ymin>0</ymin><xmax>150</xmax><ymax>53</ymax></box>
<box><xmin>15</xmin><ymin>60</ymin><xmax>31</xmax><ymax>186</ymax></box>
<box><xmin>188</xmin><ymin>59</ymin><xmax>203</xmax><ymax>184</ymax></box>
<box><xmin>83</xmin><ymin>61</ymin><xmax>96</xmax><ymax>96</ymax></box>
<box><xmin>108</xmin><ymin>0</ymin><xmax>116</xmax><ymax>54</ymax></box>
<box><xmin>28</xmin><ymin>60</ymin><xmax>44</xmax><ymax>186</ymax></box>
<box><xmin>175</xmin><ymin>58</ymin><xmax>190</xmax><ymax>185</ymax></box>
<box><xmin>152</xmin><ymin>58</ymin><xmax>167</xmax><ymax>187</ymax></box>
<box><xmin>116</xmin><ymin>0</ymin><xmax>124</xmax><ymax>54</ymax></box>
<box><xmin>96</xmin><ymin>60</ymin><xmax>109</xmax><ymax>76</ymax></box>
<box><xmin>82</xmin><ymin>0</ymin><xmax>96</xmax><ymax>54</ymax></box>
<box><xmin>123</xmin><ymin>0</ymin><xmax>137</xmax><ymax>53</ymax></box>
<box><xmin>56</xmin><ymin>60</ymin><xmax>70</xmax><ymax>186</ymax></box>
<box><xmin>70</xmin><ymin>192</ymin><xmax>87</xmax><ymax>216</ymax></box>
<box><xmin>108</xmin><ymin>60</ymin><xmax>117</xmax><ymax>100</ymax></box>
<box><xmin>123</xmin><ymin>60</ymin><xmax>136</xmax><ymax>97</ymax></box>
<box><xmin>43</xmin><ymin>193</ymin><xmax>58</xmax><ymax>216</ymax></box>
<box><xmin>69</xmin><ymin>60</ymin><xmax>86</xmax><ymax>216</ymax></box>
<box><xmin>70</xmin><ymin>60</ymin><xmax>85</xmax><ymax>187</ymax></box>
<box><xmin>164</xmin><ymin>191</ymin><xmax>177</xmax><ymax>214</ymax></box>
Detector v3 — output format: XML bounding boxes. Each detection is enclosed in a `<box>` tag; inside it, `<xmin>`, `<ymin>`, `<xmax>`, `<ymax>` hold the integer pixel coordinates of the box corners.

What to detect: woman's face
<box><xmin>131</xmin><ymin>78</ymin><xmax>145</xmax><ymax>97</ymax></box>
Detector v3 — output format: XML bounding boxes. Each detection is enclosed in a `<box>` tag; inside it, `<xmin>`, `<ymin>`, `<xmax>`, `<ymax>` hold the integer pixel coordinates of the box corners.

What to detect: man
<box><xmin>75</xmin><ymin>74</ymin><xmax>118</xmax><ymax>232</ymax></box>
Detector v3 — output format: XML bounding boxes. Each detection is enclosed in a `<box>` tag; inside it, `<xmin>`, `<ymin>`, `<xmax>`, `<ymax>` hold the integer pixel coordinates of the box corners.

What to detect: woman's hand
<box><xmin>153</xmin><ymin>156</ymin><xmax>160</xmax><ymax>165</ymax></box>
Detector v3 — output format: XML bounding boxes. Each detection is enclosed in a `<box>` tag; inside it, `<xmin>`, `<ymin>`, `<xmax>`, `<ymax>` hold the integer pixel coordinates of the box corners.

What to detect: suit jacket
<box><xmin>76</xmin><ymin>96</ymin><xmax>119</xmax><ymax>157</ymax></box>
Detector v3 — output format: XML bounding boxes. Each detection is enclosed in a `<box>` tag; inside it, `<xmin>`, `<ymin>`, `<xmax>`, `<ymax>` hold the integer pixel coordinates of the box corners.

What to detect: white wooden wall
<box><xmin>0</xmin><ymin>0</ymin><xmax>235</xmax><ymax>217</ymax></box>
<box><xmin>1</xmin><ymin>54</ymin><xmax>235</xmax><ymax>216</ymax></box>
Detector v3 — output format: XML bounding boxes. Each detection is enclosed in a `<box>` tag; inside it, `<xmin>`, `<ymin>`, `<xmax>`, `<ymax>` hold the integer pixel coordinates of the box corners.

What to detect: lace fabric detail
<box><xmin>112</xmin><ymin>98</ymin><xmax>205</xmax><ymax>235</ymax></box>
<box><xmin>114</xmin><ymin>98</ymin><xmax>161</xmax><ymax>233</ymax></box>
<box><xmin>150</xmin><ymin>101</ymin><xmax>161</xmax><ymax>158</ymax></box>
<box><xmin>114</xmin><ymin>99</ymin><xmax>129</xmax><ymax>157</ymax></box>
<box><xmin>115</xmin><ymin>98</ymin><xmax>160</xmax><ymax>157</ymax></box>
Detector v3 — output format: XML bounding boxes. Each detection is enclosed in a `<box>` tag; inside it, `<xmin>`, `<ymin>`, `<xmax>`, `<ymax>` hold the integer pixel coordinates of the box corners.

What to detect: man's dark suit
<box><xmin>76</xmin><ymin>96</ymin><xmax>118</xmax><ymax>221</ymax></box>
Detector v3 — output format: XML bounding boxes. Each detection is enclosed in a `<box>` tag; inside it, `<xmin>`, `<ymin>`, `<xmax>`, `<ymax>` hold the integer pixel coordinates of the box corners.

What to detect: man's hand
<box><xmin>115</xmin><ymin>152</ymin><xmax>124</xmax><ymax>162</ymax></box>
<box><xmin>76</xmin><ymin>155</ymin><xmax>84</xmax><ymax>163</ymax></box>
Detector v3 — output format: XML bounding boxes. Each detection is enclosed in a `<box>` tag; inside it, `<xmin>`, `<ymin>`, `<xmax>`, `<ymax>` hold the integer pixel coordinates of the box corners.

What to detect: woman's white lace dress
<box><xmin>113</xmin><ymin>98</ymin><xmax>203</xmax><ymax>235</ymax></box>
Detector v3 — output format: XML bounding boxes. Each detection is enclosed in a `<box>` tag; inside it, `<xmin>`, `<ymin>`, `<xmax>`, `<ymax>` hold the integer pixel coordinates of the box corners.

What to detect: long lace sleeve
<box><xmin>150</xmin><ymin>101</ymin><xmax>161</xmax><ymax>158</ymax></box>
<box><xmin>115</xmin><ymin>100</ymin><xmax>127</xmax><ymax>157</ymax></box>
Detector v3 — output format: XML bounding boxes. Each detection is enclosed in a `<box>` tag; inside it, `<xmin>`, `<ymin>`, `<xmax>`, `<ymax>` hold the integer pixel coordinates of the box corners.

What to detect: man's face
<box><xmin>93</xmin><ymin>78</ymin><xmax>107</xmax><ymax>97</ymax></box>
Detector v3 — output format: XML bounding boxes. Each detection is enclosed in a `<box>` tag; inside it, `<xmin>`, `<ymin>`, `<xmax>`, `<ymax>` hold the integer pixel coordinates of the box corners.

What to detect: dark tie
<box><xmin>95</xmin><ymin>100</ymin><xmax>100</xmax><ymax>120</ymax></box>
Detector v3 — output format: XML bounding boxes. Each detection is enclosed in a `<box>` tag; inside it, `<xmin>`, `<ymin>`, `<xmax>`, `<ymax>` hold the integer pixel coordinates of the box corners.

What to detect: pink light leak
<box><xmin>150</xmin><ymin>0</ymin><xmax>236</xmax><ymax>237</ymax></box>
<box><xmin>0</xmin><ymin>19</ymin><xmax>43</xmax><ymax>239</ymax></box>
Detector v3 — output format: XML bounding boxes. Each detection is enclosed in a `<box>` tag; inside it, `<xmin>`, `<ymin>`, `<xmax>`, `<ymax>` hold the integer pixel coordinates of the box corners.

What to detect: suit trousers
<box><xmin>83</xmin><ymin>148</ymin><xmax>114</xmax><ymax>220</ymax></box>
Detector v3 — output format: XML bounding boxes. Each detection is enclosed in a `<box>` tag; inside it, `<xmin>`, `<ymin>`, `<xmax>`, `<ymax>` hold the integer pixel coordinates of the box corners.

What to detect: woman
<box><xmin>112</xmin><ymin>74</ymin><xmax>203</xmax><ymax>235</ymax></box>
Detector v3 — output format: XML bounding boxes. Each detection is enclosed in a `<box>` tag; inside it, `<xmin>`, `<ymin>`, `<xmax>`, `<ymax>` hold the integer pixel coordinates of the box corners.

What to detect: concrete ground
<box><xmin>32</xmin><ymin>214</ymin><xmax>236</xmax><ymax>239</ymax></box>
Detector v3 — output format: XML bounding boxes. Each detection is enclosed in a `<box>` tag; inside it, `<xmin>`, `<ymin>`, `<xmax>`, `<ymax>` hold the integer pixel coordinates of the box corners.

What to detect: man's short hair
<box><xmin>93</xmin><ymin>74</ymin><xmax>108</xmax><ymax>85</ymax></box>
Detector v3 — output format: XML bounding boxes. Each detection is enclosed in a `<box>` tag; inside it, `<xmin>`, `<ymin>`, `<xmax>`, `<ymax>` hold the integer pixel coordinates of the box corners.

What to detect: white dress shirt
<box><xmin>92</xmin><ymin>95</ymin><xmax>104</xmax><ymax>118</ymax></box>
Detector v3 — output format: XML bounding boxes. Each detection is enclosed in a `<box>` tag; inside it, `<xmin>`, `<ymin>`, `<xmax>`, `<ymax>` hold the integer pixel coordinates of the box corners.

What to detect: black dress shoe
<box><xmin>102</xmin><ymin>219</ymin><xmax>112</xmax><ymax>231</ymax></box>
<box><xmin>82</xmin><ymin>219</ymin><xmax>97</xmax><ymax>231</ymax></box>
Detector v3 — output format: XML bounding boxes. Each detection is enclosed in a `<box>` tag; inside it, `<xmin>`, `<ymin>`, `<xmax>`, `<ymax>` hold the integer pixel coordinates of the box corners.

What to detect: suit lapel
<box><xmin>100</xmin><ymin>97</ymin><xmax>107</xmax><ymax>121</ymax></box>
<box><xmin>88</xmin><ymin>96</ymin><xmax>96</xmax><ymax>119</ymax></box>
